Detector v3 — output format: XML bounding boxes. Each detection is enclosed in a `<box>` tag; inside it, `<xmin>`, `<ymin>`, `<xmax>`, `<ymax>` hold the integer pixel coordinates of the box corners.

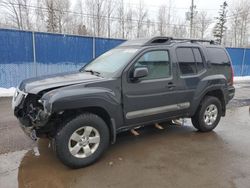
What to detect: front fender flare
<box><xmin>41</xmin><ymin>87</ymin><xmax>124</xmax><ymax>131</ymax></box>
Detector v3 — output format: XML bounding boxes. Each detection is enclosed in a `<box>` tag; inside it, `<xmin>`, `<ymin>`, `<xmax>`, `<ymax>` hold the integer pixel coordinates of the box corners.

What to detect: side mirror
<box><xmin>133</xmin><ymin>67</ymin><xmax>149</xmax><ymax>79</ymax></box>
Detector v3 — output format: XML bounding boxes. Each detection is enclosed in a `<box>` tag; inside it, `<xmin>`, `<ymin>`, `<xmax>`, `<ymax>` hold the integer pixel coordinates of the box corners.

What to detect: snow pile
<box><xmin>0</xmin><ymin>87</ymin><xmax>16</xmax><ymax>97</ymax></box>
<box><xmin>234</xmin><ymin>76</ymin><xmax>250</xmax><ymax>82</ymax></box>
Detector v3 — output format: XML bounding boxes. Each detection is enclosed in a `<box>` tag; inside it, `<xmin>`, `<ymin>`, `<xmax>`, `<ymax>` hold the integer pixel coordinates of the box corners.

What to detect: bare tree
<box><xmin>166</xmin><ymin>0</ymin><xmax>174</xmax><ymax>35</ymax></box>
<box><xmin>2</xmin><ymin>0</ymin><xmax>32</xmax><ymax>30</ymax></box>
<box><xmin>84</xmin><ymin>0</ymin><xmax>94</xmax><ymax>35</ymax></box>
<box><xmin>73</xmin><ymin>0</ymin><xmax>85</xmax><ymax>35</ymax></box>
<box><xmin>85</xmin><ymin>0</ymin><xmax>106</xmax><ymax>37</ymax></box>
<box><xmin>22</xmin><ymin>0</ymin><xmax>31</xmax><ymax>29</ymax></box>
<box><xmin>135</xmin><ymin>0</ymin><xmax>147</xmax><ymax>38</ymax></box>
<box><xmin>6</xmin><ymin>0</ymin><xmax>23</xmax><ymax>29</ymax></box>
<box><xmin>117</xmin><ymin>0</ymin><xmax>125</xmax><ymax>38</ymax></box>
<box><xmin>2</xmin><ymin>0</ymin><xmax>248</xmax><ymax>46</ymax></box>
<box><xmin>57</xmin><ymin>0</ymin><xmax>70</xmax><ymax>33</ymax></box>
<box><xmin>35</xmin><ymin>0</ymin><xmax>46</xmax><ymax>32</ymax></box>
<box><xmin>145</xmin><ymin>18</ymin><xmax>156</xmax><ymax>37</ymax></box>
<box><xmin>229</xmin><ymin>0</ymin><xmax>250</xmax><ymax>47</ymax></box>
<box><xmin>238</xmin><ymin>3</ymin><xmax>250</xmax><ymax>46</ymax></box>
<box><xmin>230</xmin><ymin>6</ymin><xmax>241</xmax><ymax>47</ymax></box>
<box><xmin>45</xmin><ymin>0</ymin><xmax>58</xmax><ymax>32</ymax></box>
<box><xmin>43</xmin><ymin>0</ymin><xmax>72</xmax><ymax>33</ymax></box>
<box><xmin>72</xmin><ymin>0</ymin><xmax>89</xmax><ymax>35</ymax></box>
<box><xmin>172</xmin><ymin>21</ymin><xmax>188</xmax><ymax>38</ymax></box>
<box><xmin>157</xmin><ymin>6</ymin><xmax>167</xmax><ymax>36</ymax></box>
<box><xmin>95</xmin><ymin>0</ymin><xmax>105</xmax><ymax>36</ymax></box>
<box><xmin>197</xmin><ymin>11</ymin><xmax>211</xmax><ymax>39</ymax></box>
<box><xmin>106</xmin><ymin>0</ymin><xmax>114</xmax><ymax>38</ymax></box>
<box><xmin>124</xmin><ymin>7</ymin><xmax>133</xmax><ymax>39</ymax></box>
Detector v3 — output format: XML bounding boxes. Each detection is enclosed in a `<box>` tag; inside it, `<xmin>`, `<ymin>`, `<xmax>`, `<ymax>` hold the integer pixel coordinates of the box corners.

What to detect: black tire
<box><xmin>55</xmin><ymin>113</ymin><xmax>110</xmax><ymax>168</ymax></box>
<box><xmin>191</xmin><ymin>96</ymin><xmax>222</xmax><ymax>132</ymax></box>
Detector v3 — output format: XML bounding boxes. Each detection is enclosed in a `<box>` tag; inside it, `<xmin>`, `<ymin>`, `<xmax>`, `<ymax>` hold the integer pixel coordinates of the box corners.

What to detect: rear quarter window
<box><xmin>206</xmin><ymin>47</ymin><xmax>233</xmax><ymax>85</ymax></box>
<box><xmin>206</xmin><ymin>48</ymin><xmax>230</xmax><ymax>64</ymax></box>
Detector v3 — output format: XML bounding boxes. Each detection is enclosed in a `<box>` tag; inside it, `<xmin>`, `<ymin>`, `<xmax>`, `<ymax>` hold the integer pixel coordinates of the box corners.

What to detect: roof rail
<box><xmin>171</xmin><ymin>38</ymin><xmax>217</xmax><ymax>45</ymax></box>
<box><xmin>119</xmin><ymin>36</ymin><xmax>217</xmax><ymax>47</ymax></box>
<box><xmin>143</xmin><ymin>36</ymin><xmax>217</xmax><ymax>46</ymax></box>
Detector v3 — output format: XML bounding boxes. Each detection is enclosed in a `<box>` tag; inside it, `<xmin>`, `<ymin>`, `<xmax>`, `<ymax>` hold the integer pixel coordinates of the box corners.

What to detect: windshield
<box><xmin>80</xmin><ymin>48</ymin><xmax>138</xmax><ymax>77</ymax></box>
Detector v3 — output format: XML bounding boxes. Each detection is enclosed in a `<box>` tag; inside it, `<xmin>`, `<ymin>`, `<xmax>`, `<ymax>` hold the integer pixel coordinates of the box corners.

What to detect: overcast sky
<box><xmin>123</xmin><ymin>0</ymin><xmax>234</xmax><ymax>19</ymax></box>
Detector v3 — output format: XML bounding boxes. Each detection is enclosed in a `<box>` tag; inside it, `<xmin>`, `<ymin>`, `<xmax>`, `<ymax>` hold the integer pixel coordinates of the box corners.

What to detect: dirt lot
<box><xmin>0</xmin><ymin>82</ymin><xmax>250</xmax><ymax>188</ymax></box>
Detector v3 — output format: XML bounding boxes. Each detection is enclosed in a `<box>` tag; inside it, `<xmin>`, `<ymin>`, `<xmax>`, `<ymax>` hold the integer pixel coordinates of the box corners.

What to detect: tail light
<box><xmin>229</xmin><ymin>65</ymin><xmax>234</xmax><ymax>86</ymax></box>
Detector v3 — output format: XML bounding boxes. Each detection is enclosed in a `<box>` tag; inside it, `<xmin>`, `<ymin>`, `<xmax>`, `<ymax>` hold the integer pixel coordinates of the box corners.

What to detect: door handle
<box><xmin>167</xmin><ymin>82</ymin><xmax>176</xmax><ymax>89</ymax></box>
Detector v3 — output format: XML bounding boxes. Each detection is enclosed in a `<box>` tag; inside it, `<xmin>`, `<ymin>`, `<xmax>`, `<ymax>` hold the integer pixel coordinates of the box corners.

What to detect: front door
<box><xmin>122</xmin><ymin>49</ymin><xmax>189</xmax><ymax>126</ymax></box>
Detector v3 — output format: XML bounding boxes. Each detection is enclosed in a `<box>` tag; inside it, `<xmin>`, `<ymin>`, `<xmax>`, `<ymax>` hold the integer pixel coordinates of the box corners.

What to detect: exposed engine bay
<box><xmin>13</xmin><ymin>91</ymin><xmax>53</xmax><ymax>138</ymax></box>
<box><xmin>22</xmin><ymin>95</ymin><xmax>49</xmax><ymax>126</ymax></box>
<box><xmin>12</xmin><ymin>71</ymin><xmax>104</xmax><ymax>136</ymax></box>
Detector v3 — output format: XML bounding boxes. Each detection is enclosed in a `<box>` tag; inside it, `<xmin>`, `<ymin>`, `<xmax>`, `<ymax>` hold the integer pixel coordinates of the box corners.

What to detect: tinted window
<box><xmin>134</xmin><ymin>50</ymin><xmax>170</xmax><ymax>80</ymax></box>
<box><xmin>193</xmin><ymin>48</ymin><xmax>204</xmax><ymax>72</ymax></box>
<box><xmin>176</xmin><ymin>48</ymin><xmax>195</xmax><ymax>62</ymax></box>
<box><xmin>176</xmin><ymin>48</ymin><xmax>196</xmax><ymax>75</ymax></box>
<box><xmin>207</xmin><ymin>48</ymin><xmax>229</xmax><ymax>64</ymax></box>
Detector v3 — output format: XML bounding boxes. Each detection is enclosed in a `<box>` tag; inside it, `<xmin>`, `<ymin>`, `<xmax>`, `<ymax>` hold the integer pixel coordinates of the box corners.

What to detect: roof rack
<box><xmin>119</xmin><ymin>36</ymin><xmax>217</xmax><ymax>47</ymax></box>
<box><xmin>171</xmin><ymin>38</ymin><xmax>217</xmax><ymax>45</ymax></box>
<box><xmin>143</xmin><ymin>36</ymin><xmax>217</xmax><ymax>46</ymax></box>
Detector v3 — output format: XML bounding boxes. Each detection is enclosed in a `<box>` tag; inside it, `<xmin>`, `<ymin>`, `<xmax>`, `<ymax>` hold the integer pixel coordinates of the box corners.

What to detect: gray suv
<box><xmin>12</xmin><ymin>37</ymin><xmax>235</xmax><ymax>168</ymax></box>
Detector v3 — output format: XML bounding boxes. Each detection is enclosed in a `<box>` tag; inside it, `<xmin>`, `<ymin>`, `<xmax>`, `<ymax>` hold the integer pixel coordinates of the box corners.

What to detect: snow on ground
<box><xmin>0</xmin><ymin>87</ymin><xmax>15</xmax><ymax>97</ymax></box>
<box><xmin>234</xmin><ymin>76</ymin><xmax>250</xmax><ymax>82</ymax></box>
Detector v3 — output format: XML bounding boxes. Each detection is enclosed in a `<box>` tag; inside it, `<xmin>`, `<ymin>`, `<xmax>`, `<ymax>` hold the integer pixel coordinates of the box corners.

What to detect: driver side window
<box><xmin>134</xmin><ymin>50</ymin><xmax>171</xmax><ymax>80</ymax></box>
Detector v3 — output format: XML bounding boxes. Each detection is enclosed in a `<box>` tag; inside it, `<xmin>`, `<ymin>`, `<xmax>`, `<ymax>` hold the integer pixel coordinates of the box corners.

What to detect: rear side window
<box><xmin>193</xmin><ymin>48</ymin><xmax>204</xmax><ymax>72</ymax></box>
<box><xmin>176</xmin><ymin>47</ymin><xmax>204</xmax><ymax>75</ymax></box>
<box><xmin>206</xmin><ymin>48</ymin><xmax>230</xmax><ymax>64</ymax></box>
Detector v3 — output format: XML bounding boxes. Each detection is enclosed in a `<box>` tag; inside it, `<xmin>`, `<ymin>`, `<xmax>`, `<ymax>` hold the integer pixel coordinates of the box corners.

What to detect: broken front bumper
<box><xmin>19</xmin><ymin>122</ymin><xmax>38</xmax><ymax>141</ymax></box>
<box><xmin>12</xmin><ymin>88</ymin><xmax>36</xmax><ymax>140</ymax></box>
<box><xmin>12</xmin><ymin>88</ymin><xmax>27</xmax><ymax>110</ymax></box>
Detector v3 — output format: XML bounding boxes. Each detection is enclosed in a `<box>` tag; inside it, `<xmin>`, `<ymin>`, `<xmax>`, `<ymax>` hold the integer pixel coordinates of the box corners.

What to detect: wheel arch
<box><xmin>205</xmin><ymin>90</ymin><xmax>225</xmax><ymax>116</ymax></box>
<box><xmin>58</xmin><ymin>106</ymin><xmax>117</xmax><ymax>144</ymax></box>
<box><xmin>191</xmin><ymin>88</ymin><xmax>226</xmax><ymax>117</ymax></box>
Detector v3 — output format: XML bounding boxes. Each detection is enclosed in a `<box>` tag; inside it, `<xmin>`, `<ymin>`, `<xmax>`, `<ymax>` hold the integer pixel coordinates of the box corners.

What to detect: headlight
<box><xmin>12</xmin><ymin>88</ymin><xmax>27</xmax><ymax>110</ymax></box>
<box><xmin>13</xmin><ymin>88</ymin><xmax>18</xmax><ymax>99</ymax></box>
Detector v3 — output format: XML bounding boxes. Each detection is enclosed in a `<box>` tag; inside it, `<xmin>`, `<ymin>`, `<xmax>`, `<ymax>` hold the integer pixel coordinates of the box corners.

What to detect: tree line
<box><xmin>0</xmin><ymin>0</ymin><xmax>249</xmax><ymax>47</ymax></box>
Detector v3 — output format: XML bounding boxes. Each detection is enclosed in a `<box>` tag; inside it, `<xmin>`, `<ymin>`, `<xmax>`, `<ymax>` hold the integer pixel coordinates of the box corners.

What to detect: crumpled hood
<box><xmin>19</xmin><ymin>71</ymin><xmax>103</xmax><ymax>94</ymax></box>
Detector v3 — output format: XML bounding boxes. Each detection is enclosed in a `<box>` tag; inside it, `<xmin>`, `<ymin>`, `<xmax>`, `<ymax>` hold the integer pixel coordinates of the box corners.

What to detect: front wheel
<box><xmin>191</xmin><ymin>96</ymin><xmax>222</xmax><ymax>132</ymax></box>
<box><xmin>55</xmin><ymin>113</ymin><xmax>110</xmax><ymax>168</ymax></box>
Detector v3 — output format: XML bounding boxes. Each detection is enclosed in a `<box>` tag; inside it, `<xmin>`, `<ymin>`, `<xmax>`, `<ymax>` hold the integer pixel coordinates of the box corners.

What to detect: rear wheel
<box><xmin>55</xmin><ymin>113</ymin><xmax>110</xmax><ymax>168</ymax></box>
<box><xmin>192</xmin><ymin>96</ymin><xmax>222</xmax><ymax>132</ymax></box>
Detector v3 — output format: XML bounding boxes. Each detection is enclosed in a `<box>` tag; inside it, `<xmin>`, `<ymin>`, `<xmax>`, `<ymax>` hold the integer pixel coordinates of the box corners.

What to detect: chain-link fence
<box><xmin>0</xmin><ymin>28</ymin><xmax>250</xmax><ymax>88</ymax></box>
<box><xmin>226</xmin><ymin>48</ymin><xmax>250</xmax><ymax>76</ymax></box>
<box><xmin>0</xmin><ymin>28</ymin><xmax>125</xmax><ymax>88</ymax></box>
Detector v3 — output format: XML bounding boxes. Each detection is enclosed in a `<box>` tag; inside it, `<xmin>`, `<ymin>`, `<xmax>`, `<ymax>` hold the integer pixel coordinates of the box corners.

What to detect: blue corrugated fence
<box><xmin>226</xmin><ymin>47</ymin><xmax>250</xmax><ymax>76</ymax></box>
<box><xmin>0</xmin><ymin>28</ymin><xmax>249</xmax><ymax>88</ymax></box>
<box><xmin>0</xmin><ymin>29</ymin><xmax>125</xmax><ymax>88</ymax></box>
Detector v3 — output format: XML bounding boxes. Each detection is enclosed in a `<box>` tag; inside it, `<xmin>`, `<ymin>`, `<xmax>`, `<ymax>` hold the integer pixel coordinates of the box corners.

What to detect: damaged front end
<box><xmin>12</xmin><ymin>88</ymin><xmax>51</xmax><ymax>140</ymax></box>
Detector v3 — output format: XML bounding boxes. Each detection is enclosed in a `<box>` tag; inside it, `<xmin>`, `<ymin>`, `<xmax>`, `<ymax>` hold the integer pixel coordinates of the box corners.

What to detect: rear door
<box><xmin>174</xmin><ymin>46</ymin><xmax>207</xmax><ymax>111</ymax></box>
